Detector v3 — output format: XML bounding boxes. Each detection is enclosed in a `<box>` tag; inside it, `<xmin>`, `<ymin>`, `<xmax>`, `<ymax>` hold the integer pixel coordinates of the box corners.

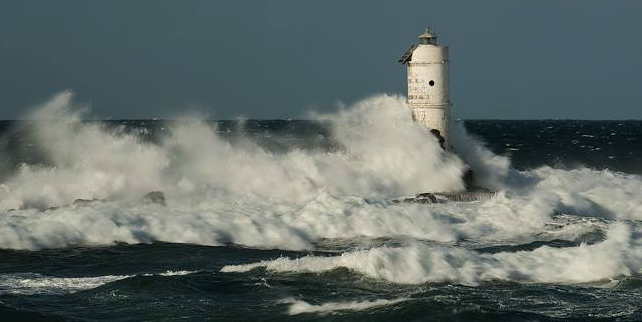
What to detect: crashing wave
<box><xmin>0</xmin><ymin>91</ymin><xmax>641</xmax><ymax>257</ymax></box>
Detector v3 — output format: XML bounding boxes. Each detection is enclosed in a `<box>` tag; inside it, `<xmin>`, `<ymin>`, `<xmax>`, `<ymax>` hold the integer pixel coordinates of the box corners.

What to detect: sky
<box><xmin>1</xmin><ymin>0</ymin><xmax>641</xmax><ymax>119</ymax></box>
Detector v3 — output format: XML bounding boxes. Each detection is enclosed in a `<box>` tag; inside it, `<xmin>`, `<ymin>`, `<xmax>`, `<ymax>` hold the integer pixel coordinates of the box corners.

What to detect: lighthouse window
<box><xmin>429</xmin><ymin>80</ymin><xmax>435</xmax><ymax>86</ymax></box>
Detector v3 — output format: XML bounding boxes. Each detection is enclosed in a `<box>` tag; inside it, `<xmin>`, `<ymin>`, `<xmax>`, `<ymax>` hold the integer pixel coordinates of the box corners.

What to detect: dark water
<box><xmin>465</xmin><ymin>120</ymin><xmax>642</xmax><ymax>174</ymax></box>
<box><xmin>0</xmin><ymin>120</ymin><xmax>641</xmax><ymax>321</ymax></box>
<box><xmin>1</xmin><ymin>243</ymin><xmax>641</xmax><ymax>321</ymax></box>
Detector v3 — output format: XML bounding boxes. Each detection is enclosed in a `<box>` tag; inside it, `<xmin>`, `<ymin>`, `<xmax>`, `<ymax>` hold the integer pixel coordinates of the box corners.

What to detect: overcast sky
<box><xmin>1</xmin><ymin>0</ymin><xmax>641</xmax><ymax>119</ymax></box>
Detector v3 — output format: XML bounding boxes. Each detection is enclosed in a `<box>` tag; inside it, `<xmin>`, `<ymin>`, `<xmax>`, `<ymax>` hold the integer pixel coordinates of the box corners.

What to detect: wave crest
<box><xmin>221</xmin><ymin>223</ymin><xmax>642</xmax><ymax>286</ymax></box>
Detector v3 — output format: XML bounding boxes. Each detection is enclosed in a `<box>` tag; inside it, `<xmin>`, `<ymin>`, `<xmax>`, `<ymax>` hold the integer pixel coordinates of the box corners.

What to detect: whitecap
<box><xmin>222</xmin><ymin>223</ymin><xmax>642</xmax><ymax>286</ymax></box>
<box><xmin>282</xmin><ymin>298</ymin><xmax>406</xmax><ymax>315</ymax></box>
<box><xmin>0</xmin><ymin>273</ymin><xmax>130</xmax><ymax>295</ymax></box>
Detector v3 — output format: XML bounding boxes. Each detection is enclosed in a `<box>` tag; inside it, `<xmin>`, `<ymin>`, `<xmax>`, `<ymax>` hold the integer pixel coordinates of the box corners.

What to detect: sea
<box><xmin>0</xmin><ymin>93</ymin><xmax>641</xmax><ymax>321</ymax></box>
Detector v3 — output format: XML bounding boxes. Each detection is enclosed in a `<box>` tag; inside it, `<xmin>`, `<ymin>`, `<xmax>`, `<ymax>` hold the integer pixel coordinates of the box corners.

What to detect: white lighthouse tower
<box><xmin>398</xmin><ymin>27</ymin><xmax>451</xmax><ymax>150</ymax></box>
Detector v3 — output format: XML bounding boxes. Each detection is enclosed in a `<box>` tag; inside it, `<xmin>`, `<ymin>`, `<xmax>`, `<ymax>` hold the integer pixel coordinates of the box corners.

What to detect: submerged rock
<box><xmin>434</xmin><ymin>191</ymin><xmax>496</xmax><ymax>203</ymax></box>
<box><xmin>403</xmin><ymin>192</ymin><xmax>438</xmax><ymax>204</ymax></box>
<box><xmin>393</xmin><ymin>187</ymin><xmax>495</xmax><ymax>204</ymax></box>
<box><xmin>73</xmin><ymin>198</ymin><xmax>104</xmax><ymax>206</ymax></box>
<box><xmin>143</xmin><ymin>191</ymin><xmax>166</xmax><ymax>206</ymax></box>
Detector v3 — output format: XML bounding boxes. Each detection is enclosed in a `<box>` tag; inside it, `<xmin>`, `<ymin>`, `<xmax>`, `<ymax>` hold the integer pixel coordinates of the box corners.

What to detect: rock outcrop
<box><xmin>143</xmin><ymin>191</ymin><xmax>166</xmax><ymax>206</ymax></box>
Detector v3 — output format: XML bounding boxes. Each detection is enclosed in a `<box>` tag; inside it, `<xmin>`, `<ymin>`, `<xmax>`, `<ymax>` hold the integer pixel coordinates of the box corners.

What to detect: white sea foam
<box><xmin>283</xmin><ymin>297</ymin><xmax>406</xmax><ymax>315</ymax></box>
<box><xmin>0</xmin><ymin>92</ymin><xmax>464</xmax><ymax>250</ymax></box>
<box><xmin>0</xmin><ymin>273</ymin><xmax>130</xmax><ymax>295</ymax></box>
<box><xmin>0</xmin><ymin>91</ymin><xmax>641</xmax><ymax>254</ymax></box>
<box><xmin>222</xmin><ymin>223</ymin><xmax>642</xmax><ymax>286</ymax></box>
<box><xmin>0</xmin><ymin>91</ymin><xmax>464</xmax><ymax>211</ymax></box>
<box><xmin>158</xmin><ymin>270</ymin><xmax>198</xmax><ymax>276</ymax></box>
<box><xmin>0</xmin><ymin>270</ymin><xmax>201</xmax><ymax>295</ymax></box>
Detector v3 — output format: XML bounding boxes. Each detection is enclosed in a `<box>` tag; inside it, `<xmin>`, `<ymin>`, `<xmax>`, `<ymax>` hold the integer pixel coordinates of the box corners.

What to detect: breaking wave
<box><xmin>0</xmin><ymin>90</ymin><xmax>465</xmax><ymax>212</ymax></box>
<box><xmin>0</xmin><ymin>90</ymin><xmax>642</xmax><ymax>290</ymax></box>
<box><xmin>222</xmin><ymin>222</ymin><xmax>642</xmax><ymax>285</ymax></box>
<box><xmin>0</xmin><ymin>91</ymin><xmax>468</xmax><ymax>250</ymax></box>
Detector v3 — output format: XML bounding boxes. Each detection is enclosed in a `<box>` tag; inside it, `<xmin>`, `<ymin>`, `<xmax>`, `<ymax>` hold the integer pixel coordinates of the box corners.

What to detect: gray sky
<box><xmin>1</xmin><ymin>0</ymin><xmax>641</xmax><ymax>119</ymax></box>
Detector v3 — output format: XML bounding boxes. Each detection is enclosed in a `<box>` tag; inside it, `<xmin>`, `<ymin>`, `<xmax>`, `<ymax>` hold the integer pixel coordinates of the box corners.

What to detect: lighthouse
<box><xmin>398</xmin><ymin>27</ymin><xmax>451</xmax><ymax>150</ymax></box>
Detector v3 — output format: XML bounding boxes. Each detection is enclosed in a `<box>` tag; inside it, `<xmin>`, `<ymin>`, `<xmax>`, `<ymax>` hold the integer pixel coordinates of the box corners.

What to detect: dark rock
<box><xmin>392</xmin><ymin>193</ymin><xmax>438</xmax><ymax>204</ymax></box>
<box><xmin>411</xmin><ymin>193</ymin><xmax>438</xmax><ymax>203</ymax></box>
<box><xmin>463</xmin><ymin>168</ymin><xmax>475</xmax><ymax>189</ymax></box>
<box><xmin>434</xmin><ymin>191</ymin><xmax>495</xmax><ymax>202</ymax></box>
<box><xmin>143</xmin><ymin>191</ymin><xmax>166</xmax><ymax>206</ymax></box>
<box><xmin>430</xmin><ymin>129</ymin><xmax>445</xmax><ymax>150</ymax></box>
<box><xmin>73</xmin><ymin>198</ymin><xmax>103</xmax><ymax>206</ymax></box>
<box><xmin>393</xmin><ymin>188</ymin><xmax>496</xmax><ymax>204</ymax></box>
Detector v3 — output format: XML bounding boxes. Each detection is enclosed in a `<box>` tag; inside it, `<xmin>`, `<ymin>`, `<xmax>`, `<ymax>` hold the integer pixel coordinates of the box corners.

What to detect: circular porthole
<box><xmin>429</xmin><ymin>80</ymin><xmax>435</xmax><ymax>86</ymax></box>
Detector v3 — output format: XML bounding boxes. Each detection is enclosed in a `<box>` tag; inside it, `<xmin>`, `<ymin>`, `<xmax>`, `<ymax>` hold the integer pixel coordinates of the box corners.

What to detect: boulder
<box><xmin>143</xmin><ymin>191</ymin><xmax>166</xmax><ymax>206</ymax></box>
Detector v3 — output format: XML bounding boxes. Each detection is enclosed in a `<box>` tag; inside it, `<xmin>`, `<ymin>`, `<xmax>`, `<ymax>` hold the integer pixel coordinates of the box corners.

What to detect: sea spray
<box><xmin>0</xmin><ymin>92</ymin><xmax>467</xmax><ymax>211</ymax></box>
<box><xmin>0</xmin><ymin>91</ymin><xmax>641</xmax><ymax>254</ymax></box>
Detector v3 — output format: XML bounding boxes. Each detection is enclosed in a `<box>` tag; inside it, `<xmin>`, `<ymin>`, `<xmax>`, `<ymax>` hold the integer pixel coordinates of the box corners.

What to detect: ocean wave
<box><xmin>281</xmin><ymin>297</ymin><xmax>407</xmax><ymax>315</ymax></box>
<box><xmin>0</xmin><ymin>273</ymin><xmax>130</xmax><ymax>295</ymax></box>
<box><xmin>0</xmin><ymin>91</ymin><xmax>465</xmax><ymax>211</ymax></box>
<box><xmin>221</xmin><ymin>223</ymin><xmax>642</xmax><ymax>286</ymax></box>
<box><xmin>0</xmin><ymin>92</ymin><xmax>641</xmax><ymax>251</ymax></box>
<box><xmin>0</xmin><ymin>270</ymin><xmax>202</xmax><ymax>295</ymax></box>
